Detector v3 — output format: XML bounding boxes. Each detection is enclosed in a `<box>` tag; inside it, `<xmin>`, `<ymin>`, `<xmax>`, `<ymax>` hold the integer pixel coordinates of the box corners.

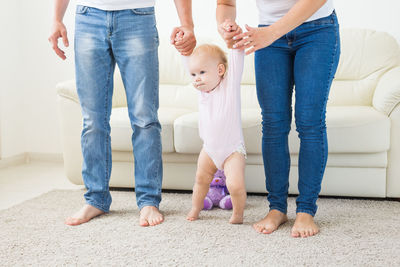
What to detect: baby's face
<box><xmin>188</xmin><ymin>53</ymin><xmax>224</xmax><ymax>93</ymax></box>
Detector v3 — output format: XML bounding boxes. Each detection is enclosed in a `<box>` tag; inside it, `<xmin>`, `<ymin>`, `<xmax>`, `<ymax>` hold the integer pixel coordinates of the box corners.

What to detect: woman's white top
<box><xmin>76</xmin><ymin>0</ymin><xmax>155</xmax><ymax>10</ymax></box>
<box><xmin>256</xmin><ymin>0</ymin><xmax>334</xmax><ymax>25</ymax></box>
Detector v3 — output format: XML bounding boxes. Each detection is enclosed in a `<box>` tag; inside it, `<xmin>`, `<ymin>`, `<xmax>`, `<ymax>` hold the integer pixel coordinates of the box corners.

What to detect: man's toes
<box><xmin>140</xmin><ymin>218</ymin><xmax>149</xmax><ymax>227</ymax></box>
<box><xmin>140</xmin><ymin>221</ymin><xmax>149</xmax><ymax>227</ymax></box>
<box><xmin>65</xmin><ymin>217</ymin><xmax>82</xmax><ymax>226</ymax></box>
<box><xmin>153</xmin><ymin>217</ymin><xmax>160</xmax><ymax>225</ymax></box>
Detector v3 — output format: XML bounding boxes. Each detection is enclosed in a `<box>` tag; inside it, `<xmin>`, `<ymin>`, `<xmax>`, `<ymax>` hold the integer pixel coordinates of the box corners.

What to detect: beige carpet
<box><xmin>1</xmin><ymin>190</ymin><xmax>400</xmax><ymax>266</ymax></box>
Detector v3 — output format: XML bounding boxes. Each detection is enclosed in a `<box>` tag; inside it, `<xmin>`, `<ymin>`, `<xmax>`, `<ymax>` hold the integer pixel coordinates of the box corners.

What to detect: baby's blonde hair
<box><xmin>192</xmin><ymin>44</ymin><xmax>228</xmax><ymax>70</ymax></box>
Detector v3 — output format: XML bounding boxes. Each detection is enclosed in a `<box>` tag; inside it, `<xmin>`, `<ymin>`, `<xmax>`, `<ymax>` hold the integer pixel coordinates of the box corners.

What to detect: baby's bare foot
<box><xmin>229</xmin><ymin>212</ymin><xmax>243</xmax><ymax>224</ymax></box>
<box><xmin>65</xmin><ymin>204</ymin><xmax>105</xmax><ymax>226</ymax></box>
<box><xmin>186</xmin><ymin>208</ymin><xmax>201</xmax><ymax>221</ymax></box>
<box><xmin>139</xmin><ymin>206</ymin><xmax>164</xmax><ymax>227</ymax></box>
<box><xmin>291</xmin><ymin>212</ymin><xmax>319</xmax><ymax>238</ymax></box>
<box><xmin>253</xmin><ymin>209</ymin><xmax>288</xmax><ymax>234</ymax></box>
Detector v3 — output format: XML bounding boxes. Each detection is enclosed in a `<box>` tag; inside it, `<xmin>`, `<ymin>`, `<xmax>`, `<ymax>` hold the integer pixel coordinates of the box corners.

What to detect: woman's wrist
<box><xmin>267</xmin><ymin>24</ymin><xmax>285</xmax><ymax>42</ymax></box>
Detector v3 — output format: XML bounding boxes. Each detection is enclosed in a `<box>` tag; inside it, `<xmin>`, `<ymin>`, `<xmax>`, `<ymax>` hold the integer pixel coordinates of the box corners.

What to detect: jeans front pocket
<box><xmin>76</xmin><ymin>5</ymin><xmax>89</xmax><ymax>14</ymax></box>
<box><xmin>131</xmin><ymin>7</ymin><xmax>155</xmax><ymax>15</ymax></box>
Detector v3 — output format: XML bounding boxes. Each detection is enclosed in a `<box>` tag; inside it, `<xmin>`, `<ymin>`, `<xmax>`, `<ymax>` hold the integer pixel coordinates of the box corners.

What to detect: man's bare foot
<box><xmin>253</xmin><ymin>209</ymin><xmax>288</xmax><ymax>234</ymax></box>
<box><xmin>291</xmin><ymin>212</ymin><xmax>319</xmax><ymax>238</ymax></box>
<box><xmin>65</xmin><ymin>204</ymin><xmax>105</xmax><ymax>226</ymax></box>
<box><xmin>229</xmin><ymin>212</ymin><xmax>243</xmax><ymax>224</ymax></box>
<box><xmin>139</xmin><ymin>206</ymin><xmax>164</xmax><ymax>227</ymax></box>
<box><xmin>186</xmin><ymin>208</ymin><xmax>201</xmax><ymax>221</ymax></box>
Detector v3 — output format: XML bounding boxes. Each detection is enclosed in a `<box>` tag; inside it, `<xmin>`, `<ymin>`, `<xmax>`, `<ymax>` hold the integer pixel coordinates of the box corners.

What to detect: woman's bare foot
<box><xmin>253</xmin><ymin>209</ymin><xmax>288</xmax><ymax>234</ymax></box>
<box><xmin>186</xmin><ymin>208</ymin><xmax>201</xmax><ymax>221</ymax></box>
<box><xmin>139</xmin><ymin>206</ymin><xmax>164</xmax><ymax>227</ymax></box>
<box><xmin>291</xmin><ymin>212</ymin><xmax>319</xmax><ymax>238</ymax></box>
<box><xmin>229</xmin><ymin>212</ymin><xmax>244</xmax><ymax>224</ymax></box>
<box><xmin>65</xmin><ymin>204</ymin><xmax>105</xmax><ymax>226</ymax></box>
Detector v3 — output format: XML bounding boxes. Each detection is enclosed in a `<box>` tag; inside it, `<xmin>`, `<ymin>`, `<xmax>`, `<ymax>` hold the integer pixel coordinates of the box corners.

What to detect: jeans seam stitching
<box><xmin>103</xmin><ymin>61</ymin><xmax>113</xmax><ymax>209</ymax></box>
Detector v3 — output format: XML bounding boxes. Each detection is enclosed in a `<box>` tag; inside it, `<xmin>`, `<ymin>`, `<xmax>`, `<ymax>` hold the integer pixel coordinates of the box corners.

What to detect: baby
<box><xmin>176</xmin><ymin>21</ymin><xmax>247</xmax><ymax>224</ymax></box>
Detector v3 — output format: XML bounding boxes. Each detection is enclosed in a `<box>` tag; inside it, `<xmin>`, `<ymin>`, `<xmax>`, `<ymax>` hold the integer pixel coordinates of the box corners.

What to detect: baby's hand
<box><xmin>221</xmin><ymin>19</ymin><xmax>239</xmax><ymax>33</ymax></box>
<box><xmin>219</xmin><ymin>19</ymin><xmax>242</xmax><ymax>49</ymax></box>
<box><xmin>174</xmin><ymin>30</ymin><xmax>184</xmax><ymax>43</ymax></box>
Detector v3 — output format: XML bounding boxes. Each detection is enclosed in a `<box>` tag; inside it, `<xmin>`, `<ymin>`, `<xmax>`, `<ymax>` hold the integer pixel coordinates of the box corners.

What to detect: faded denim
<box><xmin>74</xmin><ymin>5</ymin><xmax>162</xmax><ymax>212</ymax></box>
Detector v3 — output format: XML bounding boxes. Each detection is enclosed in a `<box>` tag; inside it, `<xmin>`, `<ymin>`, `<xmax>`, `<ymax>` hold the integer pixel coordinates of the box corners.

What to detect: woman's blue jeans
<box><xmin>255</xmin><ymin>11</ymin><xmax>340</xmax><ymax>216</ymax></box>
<box><xmin>74</xmin><ymin>6</ymin><xmax>162</xmax><ymax>212</ymax></box>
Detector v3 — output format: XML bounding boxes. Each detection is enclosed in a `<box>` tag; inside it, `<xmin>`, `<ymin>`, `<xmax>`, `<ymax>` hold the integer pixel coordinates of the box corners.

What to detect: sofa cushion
<box><xmin>110</xmin><ymin>107</ymin><xmax>193</xmax><ymax>153</ymax></box>
<box><xmin>174</xmin><ymin>112</ymin><xmax>201</xmax><ymax>153</ymax></box>
<box><xmin>174</xmin><ymin>106</ymin><xmax>390</xmax><ymax>154</ymax></box>
<box><xmin>328</xmin><ymin>29</ymin><xmax>400</xmax><ymax>106</ymax></box>
<box><xmin>304</xmin><ymin>106</ymin><xmax>390</xmax><ymax>153</ymax></box>
<box><xmin>159</xmin><ymin>84</ymin><xmax>199</xmax><ymax>111</ymax></box>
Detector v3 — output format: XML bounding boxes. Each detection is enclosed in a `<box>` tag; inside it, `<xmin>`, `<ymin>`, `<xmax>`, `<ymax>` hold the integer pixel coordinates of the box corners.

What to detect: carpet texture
<box><xmin>1</xmin><ymin>190</ymin><xmax>400</xmax><ymax>266</ymax></box>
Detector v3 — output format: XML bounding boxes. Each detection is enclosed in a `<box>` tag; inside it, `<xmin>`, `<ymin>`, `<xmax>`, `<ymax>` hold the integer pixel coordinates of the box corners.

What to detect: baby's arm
<box><xmin>220</xmin><ymin>20</ymin><xmax>245</xmax><ymax>82</ymax></box>
<box><xmin>175</xmin><ymin>30</ymin><xmax>192</xmax><ymax>73</ymax></box>
<box><xmin>227</xmin><ymin>48</ymin><xmax>245</xmax><ymax>86</ymax></box>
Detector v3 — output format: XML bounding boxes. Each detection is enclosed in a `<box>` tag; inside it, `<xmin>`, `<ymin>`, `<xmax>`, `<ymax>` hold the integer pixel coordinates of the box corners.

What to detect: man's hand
<box><xmin>218</xmin><ymin>19</ymin><xmax>242</xmax><ymax>49</ymax></box>
<box><xmin>232</xmin><ymin>24</ymin><xmax>278</xmax><ymax>55</ymax></box>
<box><xmin>48</xmin><ymin>20</ymin><xmax>69</xmax><ymax>60</ymax></box>
<box><xmin>170</xmin><ymin>26</ymin><xmax>196</xmax><ymax>56</ymax></box>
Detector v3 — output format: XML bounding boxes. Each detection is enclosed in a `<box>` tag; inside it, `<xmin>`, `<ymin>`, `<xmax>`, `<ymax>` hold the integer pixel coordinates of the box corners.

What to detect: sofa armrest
<box><xmin>373</xmin><ymin>66</ymin><xmax>400</xmax><ymax>116</ymax></box>
<box><xmin>386</xmin><ymin>103</ymin><xmax>400</xmax><ymax>197</ymax></box>
<box><xmin>56</xmin><ymin>78</ymin><xmax>128</xmax><ymax>108</ymax></box>
<box><xmin>56</xmin><ymin>80</ymin><xmax>79</xmax><ymax>104</ymax></box>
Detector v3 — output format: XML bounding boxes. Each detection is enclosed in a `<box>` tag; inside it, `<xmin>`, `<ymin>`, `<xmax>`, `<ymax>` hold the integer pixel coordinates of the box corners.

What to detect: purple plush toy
<box><xmin>203</xmin><ymin>170</ymin><xmax>232</xmax><ymax>210</ymax></box>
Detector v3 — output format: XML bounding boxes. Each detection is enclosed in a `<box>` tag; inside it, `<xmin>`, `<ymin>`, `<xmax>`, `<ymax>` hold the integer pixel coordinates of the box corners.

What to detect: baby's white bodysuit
<box><xmin>198</xmin><ymin>49</ymin><xmax>246</xmax><ymax>169</ymax></box>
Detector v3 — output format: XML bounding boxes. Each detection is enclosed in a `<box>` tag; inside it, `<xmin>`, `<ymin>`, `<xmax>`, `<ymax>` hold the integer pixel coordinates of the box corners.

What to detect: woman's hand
<box><xmin>218</xmin><ymin>19</ymin><xmax>242</xmax><ymax>49</ymax></box>
<box><xmin>233</xmin><ymin>24</ymin><xmax>279</xmax><ymax>55</ymax></box>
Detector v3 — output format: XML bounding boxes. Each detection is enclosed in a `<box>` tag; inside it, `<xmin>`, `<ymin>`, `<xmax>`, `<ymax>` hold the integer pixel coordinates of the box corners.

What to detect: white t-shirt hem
<box><xmin>76</xmin><ymin>0</ymin><xmax>155</xmax><ymax>11</ymax></box>
<box><xmin>257</xmin><ymin>0</ymin><xmax>334</xmax><ymax>25</ymax></box>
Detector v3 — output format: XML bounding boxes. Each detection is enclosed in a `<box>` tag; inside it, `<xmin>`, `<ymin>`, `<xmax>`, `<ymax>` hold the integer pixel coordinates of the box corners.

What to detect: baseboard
<box><xmin>0</xmin><ymin>152</ymin><xmax>64</xmax><ymax>168</ymax></box>
<box><xmin>27</xmin><ymin>153</ymin><xmax>64</xmax><ymax>163</ymax></box>
<box><xmin>0</xmin><ymin>153</ymin><xmax>29</xmax><ymax>169</ymax></box>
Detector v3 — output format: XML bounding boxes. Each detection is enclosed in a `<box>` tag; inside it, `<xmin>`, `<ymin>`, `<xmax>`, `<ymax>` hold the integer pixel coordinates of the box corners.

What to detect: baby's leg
<box><xmin>223</xmin><ymin>152</ymin><xmax>246</xmax><ymax>224</ymax></box>
<box><xmin>187</xmin><ymin>149</ymin><xmax>217</xmax><ymax>221</ymax></box>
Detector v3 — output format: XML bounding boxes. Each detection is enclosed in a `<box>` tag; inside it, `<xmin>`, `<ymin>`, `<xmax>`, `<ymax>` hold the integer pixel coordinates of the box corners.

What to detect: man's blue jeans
<box><xmin>74</xmin><ymin>5</ymin><xmax>162</xmax><ymax>212</ymax></box>
<box><xmin>255</xmin><ymin>12</ymin><xmax>340</xmax><ymax>216</ymax></box>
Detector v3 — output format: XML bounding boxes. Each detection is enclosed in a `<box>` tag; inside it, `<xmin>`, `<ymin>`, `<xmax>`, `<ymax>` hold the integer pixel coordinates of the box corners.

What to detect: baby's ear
<box><xmin>218</xmin><ymin>63</ymin><xmax>226</xmax><ymax>77</ymax></box>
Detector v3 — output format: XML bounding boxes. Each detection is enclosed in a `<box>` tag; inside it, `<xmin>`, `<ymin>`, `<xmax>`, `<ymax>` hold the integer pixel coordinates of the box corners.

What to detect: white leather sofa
<box><xmin>57</xmin><ymin>28</ymin><xmax>400</xmax><ymax>198</ymax></box>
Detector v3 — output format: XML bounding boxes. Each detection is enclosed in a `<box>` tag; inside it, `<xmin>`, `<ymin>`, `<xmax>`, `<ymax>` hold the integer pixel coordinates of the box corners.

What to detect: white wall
<box><xmin>0</xmin><ymin>0</ymin><xmax>399</xmax><ymax>158</ymax></box>
<box><xmin>0</xmin><ymin>1</ymin><xmax>26</xmax><ymax>158</ymax></box>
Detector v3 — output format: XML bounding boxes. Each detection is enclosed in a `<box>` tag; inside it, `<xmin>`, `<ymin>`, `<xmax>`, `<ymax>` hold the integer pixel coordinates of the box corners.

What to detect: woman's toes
<box><xmin>301</xmin><ymin>230</ymin><xmax>306</xmax><ymax>238</ymax></box>
<box><xmin>253</xmin><ymin>224</ymin><xmax>262</xmax><ymax>232</ymax></box>
<box><xmin>291</xmin><ymin>229</ymin><xmax>299</xmax><ymax>237</ymax></box>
